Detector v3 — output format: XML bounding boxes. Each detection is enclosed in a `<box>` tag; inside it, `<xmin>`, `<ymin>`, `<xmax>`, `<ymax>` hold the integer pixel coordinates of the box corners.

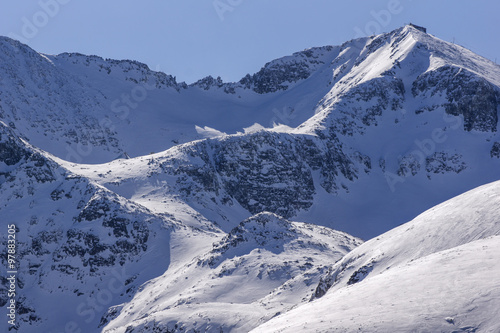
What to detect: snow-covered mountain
<box><xmin>0</xmin><ymin>24</ymin><xmax>499</xmax><ymax>332</ymax></box>
<box><xmin>102</xmin><ymin>213</ymin><xmax>361</xmax><ymax>332</ymax></box>
<box><xmin>251</xmin><ymin>179</ymin><xmax>500</xmax><ymax>332</ymax></box>
<box><xmin>0</xmin><ymin>120</ymin><xmax>221</xmax><ymax>332</ymax></box>
<box><xmin>0</xmin><ymin>119</ymin><xmax>360</xmax><ymax>331</ymax></box>
<box><xmin>0</xmin><ymin>35</ymin><xmax>337</xmax><ymax>164</ymax></box>
<box><xmin>3</xmin><ymin>24</ymin><xmax>498</xmax><ymax>238</ymax></box>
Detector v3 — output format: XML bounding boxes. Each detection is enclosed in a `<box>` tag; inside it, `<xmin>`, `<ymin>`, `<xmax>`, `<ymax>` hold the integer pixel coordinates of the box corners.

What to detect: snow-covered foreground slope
<box><xmin>101</xmin><ymin>213</ymin><xmax>361</xmax><ymax>332</ymax></box>
<box><xmin>251</xmin><ymin>180</ymin><xmax>500</xmax><ymax>333</ymax></box>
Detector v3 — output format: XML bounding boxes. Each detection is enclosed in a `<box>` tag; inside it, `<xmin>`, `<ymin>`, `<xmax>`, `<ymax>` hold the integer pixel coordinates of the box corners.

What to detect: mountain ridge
<box><xmin>0</xmin><ymin>24</ymin><xmax>499</xmax><ymax>332</ymax></box>
<box><xmin>101</xmin><ymin>212</ymin><xmax>362</xmax><ymax>333</ymax></box>
<box><xmin>25</xmin><ymin>23</ymin><xmax>498</xmax><ymax>239</ymax></box>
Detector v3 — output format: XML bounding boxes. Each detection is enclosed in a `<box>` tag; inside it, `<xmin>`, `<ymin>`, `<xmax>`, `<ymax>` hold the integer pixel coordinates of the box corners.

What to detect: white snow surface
<box><xmin>251</xmin><ymin>180</ymin><xmax>500</xmax><ymax>333</ymax></box>
<box><xmin>102</xmin><ymin>213</ymin><xmax>361</xmax><ymax>332</ymax></box>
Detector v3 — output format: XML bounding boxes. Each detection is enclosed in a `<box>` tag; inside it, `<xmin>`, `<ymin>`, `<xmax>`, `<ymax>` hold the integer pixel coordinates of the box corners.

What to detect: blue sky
<box><xmin>1</xmin><ymin>0</ymin><xmax>498</xmax><ymax>83</ymax></box>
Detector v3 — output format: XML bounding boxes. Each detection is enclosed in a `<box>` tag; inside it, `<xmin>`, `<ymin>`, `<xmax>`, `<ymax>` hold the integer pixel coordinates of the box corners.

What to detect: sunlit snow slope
<box><xmin>252</xmin><ymin>180</ymin><xmax>500</xmax><ymax>333</ymax></box>
<box><xmin>102</xmin><ymin>213</ymin><xmax>361</xmax><ymax>333</ymax></box>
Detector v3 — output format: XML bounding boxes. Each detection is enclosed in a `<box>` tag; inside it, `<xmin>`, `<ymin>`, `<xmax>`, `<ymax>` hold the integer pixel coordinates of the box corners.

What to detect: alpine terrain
<box><xmin>0</xmin><ymin>24</ymin><xmax>499</xmax><ymax>332</ymax></box>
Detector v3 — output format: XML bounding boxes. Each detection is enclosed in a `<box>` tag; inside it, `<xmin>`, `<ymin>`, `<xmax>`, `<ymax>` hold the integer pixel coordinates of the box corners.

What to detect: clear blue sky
<box><xmin>1</xmin><ymin>0</ymin><xmax>498</xmax><ymax>83</ymax></box>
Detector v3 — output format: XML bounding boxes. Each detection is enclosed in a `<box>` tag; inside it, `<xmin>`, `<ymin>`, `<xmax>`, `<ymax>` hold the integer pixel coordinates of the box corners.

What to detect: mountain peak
<box><xmin>0</xmin><ymin>35</ymin><xmax>39</xmax><ymax>58</ymax></box>
<box><xmin>406</xmin><ymin>23</ymin><xmax>427</xmax><ymax>33</ymax></box>
<box><xmin>240</xmin><ymin>211</ymin><xmax>289</xmax><ymax>227</ymax></box>
<box><xmin>0</xmin><ymin>35</ymin><xmax>23</xmax><ymax>47</ymax></box>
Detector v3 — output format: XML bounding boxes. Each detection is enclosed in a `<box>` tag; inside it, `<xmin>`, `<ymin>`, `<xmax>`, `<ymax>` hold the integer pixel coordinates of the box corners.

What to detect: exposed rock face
<box><xmin>191</xmin><ymin>75</ymin><xmax>226</xmax><ymax>91</ymax></box>
<box><xmin>491</xmin><ymin>142</ymin><xmax>500</xmax><ymax>158</ymax></box>
<box><xmin>412</xmin><ymin>65</ymin><xmax>500</xmax><ymax>132</ymax></box>
<box><xmin>55</xmin><ymin>52</ymin><xmax>187</xmax><ymax>91</ymax></box>
<box><xmin>239</xmin><ymin>46</ymin><xmax>336</xmax><ymax>94</ymax></box>
<box><xmin>0</xmin><ymin>123</ymin><xmax>174</xmax><ymax>331</ymax></box>
<box><xmin>153</xmin><ymin>131</ymin><xmax>363</xmax><ymax>220</ymax></box>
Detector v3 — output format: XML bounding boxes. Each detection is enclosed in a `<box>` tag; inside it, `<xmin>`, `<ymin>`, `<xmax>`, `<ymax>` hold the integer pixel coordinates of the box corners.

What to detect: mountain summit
<box><xmin>0</xmin><ymin>25</ymin><xmax>499</xmax><ymax>332</ymax></box>
<box><xmin>1</xmin><ymin>23</ymin><xmax>499</xmax><ymax>234</ymax></box>
<box><xmin>43</xmin><ymin>24</ymin><xmax>500</xmax><ymax>239</ymax></box>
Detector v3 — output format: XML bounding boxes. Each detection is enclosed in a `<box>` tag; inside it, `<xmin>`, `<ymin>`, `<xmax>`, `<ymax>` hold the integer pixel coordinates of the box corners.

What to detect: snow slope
<box><xmin>251</xmin><ymin>180</ymin><xmax>500</xmax><ymax>333</ymax></box>
<box><xmin>0</xmin><ymin>36</ymin><xmax>342</xmax><ymax>164</ymax></box>
<box><xmin>0</xmin><ymin>121</ymin><xmax>362</xmax><ymax>332</ymax></box>
<box><xmin>102</xmin><ymin>213</ymin><xmax>361</xmax><ymax>332</ymax></box>
<box><xmin>0</xmin><ymin>121</ymin><xmax>220</xmax><ymax>332</ymax></box>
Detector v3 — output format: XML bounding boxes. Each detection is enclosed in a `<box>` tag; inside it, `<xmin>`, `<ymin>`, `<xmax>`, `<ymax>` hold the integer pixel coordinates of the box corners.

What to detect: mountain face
<box><xmin>0</xmin><ymin>36</ymin><xmax>340</xmax><ymax>164</ymax></box>
<box><xmin>2</xmin><ymin>24</ymin><xmax>498</xmax><ymax>238</ymax></box>
<box><xmin>0</xmin><ymin>24</ymin><xmax>499</xmax><ymax>332</ymax></box>
<box><xmin>101</xmin><ymin>213</ymin><xmax>361</xmax><ymax>332</ymax></box>
<box><xmin>252</xmin><ymin>180</ymin><xmax>500</xmax><ymax>333</ymax></box>
<box><xmin>0</xmin><ymin>121</ymin><xmax>190</xmax><ymax>332</ymax></box>
<box><xmin>0</xmin><ymin>120</ymin><xmax>360</xmax><ymax>332</ymax></box>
